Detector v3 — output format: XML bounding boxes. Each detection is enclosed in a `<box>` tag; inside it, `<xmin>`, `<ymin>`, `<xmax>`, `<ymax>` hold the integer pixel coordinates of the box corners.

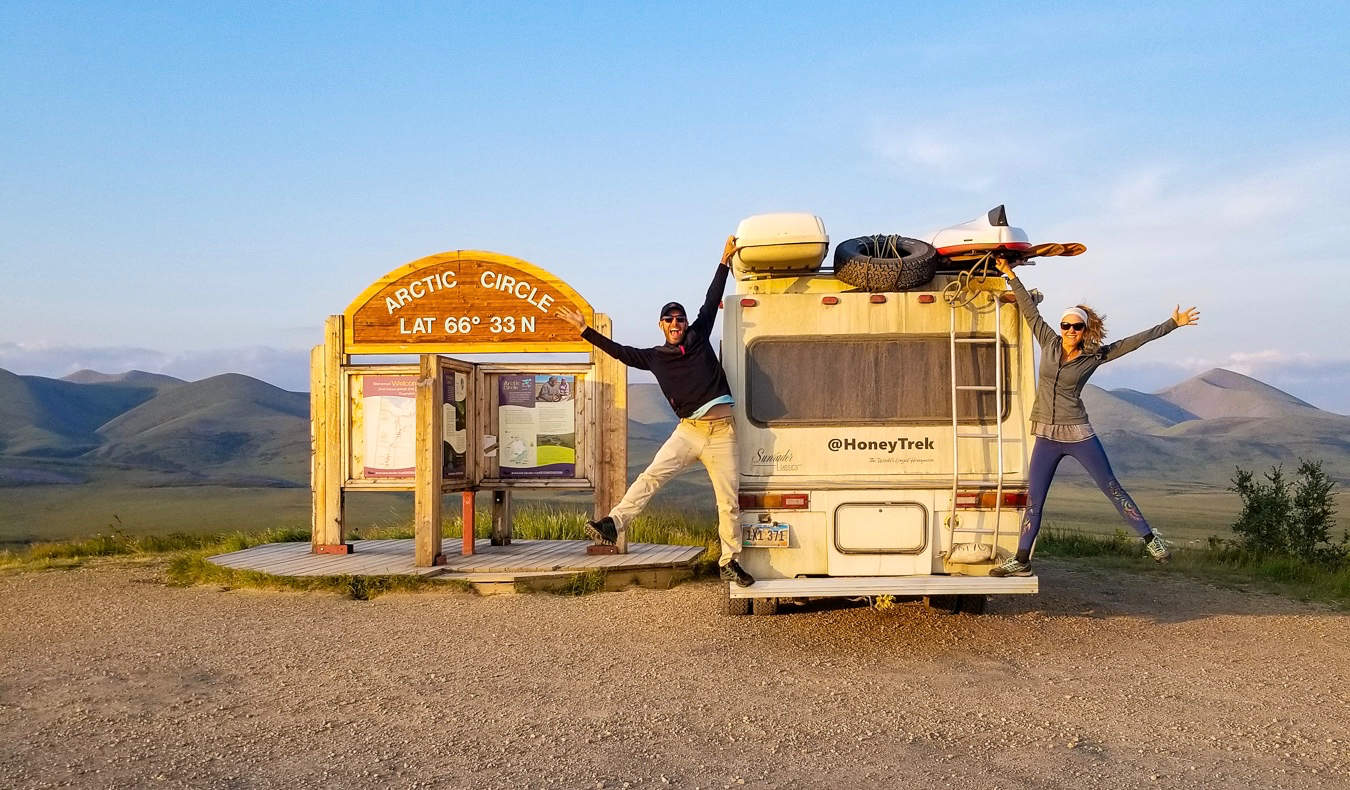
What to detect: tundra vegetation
<box><xmin>1041</xmin><ymin>457</ymin><xmax>1347</xmax><ymax>605</ymax></box>
<box><xmin>3</xmin><ymin>480</ymin><xmax>1345</xmax><ymax>605</ymax></box>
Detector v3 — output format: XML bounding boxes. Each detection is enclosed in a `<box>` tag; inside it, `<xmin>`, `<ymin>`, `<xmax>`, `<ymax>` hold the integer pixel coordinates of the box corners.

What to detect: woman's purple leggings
<box><xmin>1019</xmin><ymin>435</ymin><xmax>1151</xmax><ymax>553</ymax></box>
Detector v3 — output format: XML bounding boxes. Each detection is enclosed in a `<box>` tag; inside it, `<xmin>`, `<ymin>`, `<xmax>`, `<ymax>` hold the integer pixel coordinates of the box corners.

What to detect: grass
<box><xmin>9</xmin><ymin>503</ymin><xmax>1345</xmax><ymax>607</ymax></box>
<box><xmin>163</xmin><ymin>554</ymin><xmax>466</xmax><ymax>600</ymax></box>
<box><xmin>0</xmin><ymin>506</ymin><xmax>717</xmax><ymax>599</ymax></box>
<box><xmin>555</xmin><ymin>569</ymin><xmax>607</xmax><ymax>596</ymax></box>
<box><xmin>1038</xmin><ymin>528</ymin><xmax>1350</xmax><ymax>608</ymax></box>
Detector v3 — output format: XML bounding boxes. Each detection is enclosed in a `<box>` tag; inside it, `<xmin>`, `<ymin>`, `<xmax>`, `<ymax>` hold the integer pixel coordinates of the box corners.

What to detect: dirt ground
<box><xmin>2</xmin><ymin>561</ymin><xmax>1348</xmax><ymax>790</ymax></box>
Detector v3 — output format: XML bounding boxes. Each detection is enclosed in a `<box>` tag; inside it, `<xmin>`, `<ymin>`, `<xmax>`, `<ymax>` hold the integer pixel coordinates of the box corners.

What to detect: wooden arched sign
<box><xmin>343</xmin><ymin>250</ymin><xmax>595</xmax><ymax>354</ymax></box>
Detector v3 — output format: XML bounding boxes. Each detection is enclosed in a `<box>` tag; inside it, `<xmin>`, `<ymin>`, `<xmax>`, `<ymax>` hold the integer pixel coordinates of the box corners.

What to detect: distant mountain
<box><xmin>0</xmin><ymin>369</ymin><xmax>162</xmax><ymax>457</ymax></box>
<box><xmin>0</xmin><ymin>366</ymin><xmax>1344</xmax><ymax>492</ymax></box>
<box><xmin>1080</xmin><ymin>386</ymin><xmax>1182</xmax><ymax>434</ymax></box>
<box><xmin>629</xmin><ymin>382</ymin><xmax>677</xmax><ymax>425</ymax></box>
<box><xmin>1159</xmin><ymin>368</ymin><xmax>1321</xmax><ymax>420</ymax></box>
<box><xmin>1079</xmin><ymin>369</ymin><xmax>1350</xmax><ymax>485</ymax></box>
<box><xmin>90</xmin><ymin>373</ymin><xmax>309</xmax><ymax>482</ymax></box>
<box><xmin>0</xmin><ymin>368</ymin><xmax>308</xmax><ymax>485</ymax></box>
<box><xmin>61</xmin><ymin>369</ymin><xmax>185</xmax><ymax>389</ymax></box>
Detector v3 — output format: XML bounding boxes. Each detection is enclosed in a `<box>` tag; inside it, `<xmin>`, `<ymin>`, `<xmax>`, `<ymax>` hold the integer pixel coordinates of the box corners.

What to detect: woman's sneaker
<box><xmin>989</xmin><ymin>557</ymin><xmax>1032</xmax><ymax>577</ymax></box>
<box><xmin>1144</xmin><ymin>532</ymin><xmax>1171</xmax><ymax>563</ymax></box>
<box><xmin>585</xmin><ymin>517</ymin><xmax>617</xmax><ymax>545</ymax></box>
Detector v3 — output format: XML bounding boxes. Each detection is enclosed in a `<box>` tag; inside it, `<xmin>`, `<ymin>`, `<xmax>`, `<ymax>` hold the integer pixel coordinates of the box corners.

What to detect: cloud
<box><xmin>1056</xmin><ymin>148</ymin><xmax>1350</xmax><ymax>263</ymax></box>
<box><xmin>0</xmin><ymin>343</ymin><xmax>313</xmax><ymax>392</ymax></box>
<box><xmin>867</xmin><ymin>117</ymin><xmax>1077</xmax><ymax>194</ymax></box>
<box><xmin>977</xmin><ymin>143</ymin><xmax>1350</xmax><ymax>386</ymax></box>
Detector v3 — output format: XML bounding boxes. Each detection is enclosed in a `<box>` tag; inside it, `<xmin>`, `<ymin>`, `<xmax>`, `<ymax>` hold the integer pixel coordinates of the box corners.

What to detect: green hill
<box><xmin>90</xmin><ymin>373</ymin><xmax>309</xmax><ymax>484</ymax></box>
<box><xmin>1160</xmin><ymin>368</ymin><xmax>1323</xmax><ymax>420</ymax></box>
<box><xmin>62</xmin><ymin>369</ymin><xmax>186</xmax><ymax>389</ymax></box>
<box><xmin>1057</xmin><ymin>370</ymin><xmax>1350</xmax><ymax>486</ymax></box>
<box><xmin>0</xmin><ymin>365</ymin><xmax>1345</xmax><ymax>542</ymax></box>
<box><xmin>0</xmin><ymin>369</ymin><xmax>162</xmax><ymax>457</ymax></box>
<box><xmin>628</xmin><ymin>382</ymin><xmax>677</xmax><ymax>425</ymax></box>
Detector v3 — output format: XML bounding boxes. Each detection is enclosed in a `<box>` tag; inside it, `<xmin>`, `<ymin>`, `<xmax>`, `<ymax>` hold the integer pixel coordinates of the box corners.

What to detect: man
<box><xmin>536</xmin><ymin>375</ymin><xmax>564</xmax><ymax>402</ymax></box>
<box><xmin>555</xmin><ymin>236</ymin><xmax>753</xmax><ymax>587</ymax></box>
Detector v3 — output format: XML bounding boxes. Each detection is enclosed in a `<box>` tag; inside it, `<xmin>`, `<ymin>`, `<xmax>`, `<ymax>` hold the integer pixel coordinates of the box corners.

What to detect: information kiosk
<box><xmin>309</xmin><ymin>250</ymin><xmax>627</xmax><ymax>566</ymax></box>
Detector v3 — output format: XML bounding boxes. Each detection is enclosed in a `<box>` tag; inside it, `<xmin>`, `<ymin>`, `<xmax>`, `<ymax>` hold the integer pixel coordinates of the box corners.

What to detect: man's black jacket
<box><xmin>581</xmin><ymin>264</ymin><xmax>732</xmax><ymax>419</ymax></box>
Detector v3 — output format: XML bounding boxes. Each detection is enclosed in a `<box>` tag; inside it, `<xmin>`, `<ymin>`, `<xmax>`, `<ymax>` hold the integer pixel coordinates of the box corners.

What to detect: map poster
<box><xmin>442</xmin><ymin>370</ymin><xmax>468</xmax><ymax>478</ymax></box>
<box><xmin>498</xmin><ymin>374</ymin><xmax>576</xmax><ymax>479</ymax></box>
<box><xmin>361</xmin><ymin>375</ymin><xmax>417</xmax><ymax>478</ymax></box>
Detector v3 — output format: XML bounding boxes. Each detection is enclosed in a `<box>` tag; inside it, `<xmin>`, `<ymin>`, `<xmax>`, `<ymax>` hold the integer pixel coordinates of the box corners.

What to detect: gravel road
<box><xmin>2</xmin><ymin>560</ymin><xmax>1348</xmax><ymax>790</ymax></box>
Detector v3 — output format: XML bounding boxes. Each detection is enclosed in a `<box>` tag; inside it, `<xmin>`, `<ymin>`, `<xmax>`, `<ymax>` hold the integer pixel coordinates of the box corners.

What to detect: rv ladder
<box><xmin>947</xmin><ymin>292</ymin><xmax>1009</xmax><ymax>561</ymax></box>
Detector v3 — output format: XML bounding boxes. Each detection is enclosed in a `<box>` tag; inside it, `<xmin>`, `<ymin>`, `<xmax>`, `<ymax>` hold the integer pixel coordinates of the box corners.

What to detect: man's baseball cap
<box><xmin>659</xmin><ymin>301</ymin><xmax>686</xmax><ymax>318</ymax></box>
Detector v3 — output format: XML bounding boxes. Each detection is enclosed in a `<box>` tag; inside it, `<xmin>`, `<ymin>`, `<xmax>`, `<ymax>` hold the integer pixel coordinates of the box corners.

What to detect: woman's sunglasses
<box><xmin>661</xmin><ymin>315</ymin><xmax>688</xmax><ymax>324</ymax></box>
<box><xmin>1060</xmin><ymin>321</ymin><xmax>1086</xmax><ymax>331</ymax></box>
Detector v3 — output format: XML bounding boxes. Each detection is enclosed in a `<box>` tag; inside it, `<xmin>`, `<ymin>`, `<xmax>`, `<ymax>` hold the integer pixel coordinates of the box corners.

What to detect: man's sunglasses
<box><xmin>1060</xmin><ymin>321</ymin><xmax>1086</xmax><ymax>331</ymax></box>
<box><xmin>661</xmin><ymin>315</ymin><xmax>688</xmax><ymax>324</ymax></box>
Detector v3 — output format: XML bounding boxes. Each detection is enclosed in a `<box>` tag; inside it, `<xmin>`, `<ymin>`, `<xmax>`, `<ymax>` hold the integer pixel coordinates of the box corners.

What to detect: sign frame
<box><xmin>438</xmin><ymin>356</ymin><xmax>476</xmax><ymax>486</ymax></box>
<box><xmin>342</xmin><ymin>249</ymin><xmax>596</xmax><ymax>355</ymax></box>
<box><xmin>472</xmin><ymin>362</ymin><xmax>596</xmax><ymax>490</ymax></box>
<box><xmin>312</xmin><ymin>249</ymin><xmax>628</xmax><ymax>563</ymax></box>
<box><xmin>342</xmin><ymin>364</ymin><xmax>420</xmax><ymax>490</ymax></box>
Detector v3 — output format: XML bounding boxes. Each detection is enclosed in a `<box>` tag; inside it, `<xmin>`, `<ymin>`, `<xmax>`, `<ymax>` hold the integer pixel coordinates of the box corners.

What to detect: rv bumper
<box><xmin>727</xmin><ymin>574</ymin><xmax>1038</xmax><ymax>599</ymax></box>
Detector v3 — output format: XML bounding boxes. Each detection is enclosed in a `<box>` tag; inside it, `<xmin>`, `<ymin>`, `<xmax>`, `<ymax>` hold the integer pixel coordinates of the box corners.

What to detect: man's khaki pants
<box><xmin>607</xmin><ymin>416</ymin><xmax>740</xmax><ymax>567</ymax></box>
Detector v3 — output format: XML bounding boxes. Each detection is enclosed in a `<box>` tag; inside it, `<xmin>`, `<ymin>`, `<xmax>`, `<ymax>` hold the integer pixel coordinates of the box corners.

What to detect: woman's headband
<box><xmin>1060</xmin><ymin>307</ymin><xmax>1089</xmax><ymax>324</ymax></box>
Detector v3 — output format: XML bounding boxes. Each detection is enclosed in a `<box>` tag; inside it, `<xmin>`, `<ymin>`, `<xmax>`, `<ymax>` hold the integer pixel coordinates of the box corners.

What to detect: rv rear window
<box><xmin>745</xmin><ymin>335</ymin><xmax>1008</xmax><ymax>426</ymax></box>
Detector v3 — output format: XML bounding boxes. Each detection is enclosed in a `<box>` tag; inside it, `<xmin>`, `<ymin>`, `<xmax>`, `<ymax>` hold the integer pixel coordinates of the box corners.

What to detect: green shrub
<box><xmin>1230</xmin><ymin>460</ymin><xmax>1345</xmax><ymax>564</ymax></box>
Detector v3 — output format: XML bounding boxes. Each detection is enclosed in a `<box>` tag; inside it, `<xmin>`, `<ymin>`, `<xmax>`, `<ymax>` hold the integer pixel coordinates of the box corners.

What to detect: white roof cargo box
<box><xmin>732</xmin><ymin>213</ymin><xmax>828</xmax><ymax>275</ymax></box>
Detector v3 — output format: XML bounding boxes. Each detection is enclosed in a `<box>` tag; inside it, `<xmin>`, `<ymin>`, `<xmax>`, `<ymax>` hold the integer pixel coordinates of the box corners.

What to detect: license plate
<box><xmin>742</xmin><ymin>522</ymin><xmax>789</xmax><ymax>548</ymax></box>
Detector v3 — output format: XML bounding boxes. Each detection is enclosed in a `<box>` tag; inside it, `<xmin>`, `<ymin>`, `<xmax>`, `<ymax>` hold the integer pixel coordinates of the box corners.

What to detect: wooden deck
<box><xmin>207</xmin><ymin>539</ymin><xmax>706</xmax><ymax>590</ymax></box>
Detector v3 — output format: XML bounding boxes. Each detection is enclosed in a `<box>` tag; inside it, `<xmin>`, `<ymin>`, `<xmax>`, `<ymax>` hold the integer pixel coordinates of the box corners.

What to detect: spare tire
<box><xmin>834</xmin><ymin>235</ymin><xmax>938</xmax><ymax>292</ymax></box>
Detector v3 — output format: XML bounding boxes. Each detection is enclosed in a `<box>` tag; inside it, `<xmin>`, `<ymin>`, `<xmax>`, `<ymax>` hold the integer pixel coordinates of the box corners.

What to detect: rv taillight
<box><xmin>738</xmin><ymin>492</ymin><xmax>810</xmax><ymax>510</ymax></box>
<box><xmin>740</xmin><ymin>298</ymin><xmax>758</xmax><ymax>307</ymax></box>
<box><xmin>917</xmin><ymin>294</ymin><xmax>936</xmax><ymax>304</ymax></box>
<box><xmin>821</xmin><ymin>296</ymin><xmax>839</xmax><ymax>305</ymax></box>
<box><xmin>955</xmin><ymin>489</ymin><xmax>1029</xmax><ymax>509</ymax></box>
<box><xmin>869</xmin><ymin>294</ymin><xmax>887</xmax><ymax>303</ymax></box>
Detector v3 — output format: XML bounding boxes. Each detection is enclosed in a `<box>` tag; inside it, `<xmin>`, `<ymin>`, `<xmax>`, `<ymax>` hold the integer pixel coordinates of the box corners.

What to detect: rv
<box><xmin>722</xmin><ymin>214</ymin><xmax>1041</xmax><ymax>615</ymax></box>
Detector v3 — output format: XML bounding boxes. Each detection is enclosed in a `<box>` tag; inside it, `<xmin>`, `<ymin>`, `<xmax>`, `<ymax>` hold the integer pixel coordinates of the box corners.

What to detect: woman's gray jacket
<box><xmin>1008</xmin><ymin>275</ymin><xmax>1177</xmax><ymax>426</ymax></box>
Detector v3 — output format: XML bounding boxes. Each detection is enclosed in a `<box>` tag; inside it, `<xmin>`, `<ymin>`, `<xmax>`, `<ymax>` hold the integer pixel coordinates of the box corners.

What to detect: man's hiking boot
<box><xmin>988</xmin><ymin>557</ymin><xmax>1032</xmax><ymax>577</ymax></box>
<box><xmin>585</xmin><ymin>517</ymin><xmax>617</xmax><ymax>545</ymax></box>
<box><xmin>720</xmin><ymin>559</ymin><xmax>755</xmax><ymax>587</ymax></box>
<box><xmin>1144</xmin><ymin>531</ymin><xmax>1171</xmax><ymax>563</ymax></box>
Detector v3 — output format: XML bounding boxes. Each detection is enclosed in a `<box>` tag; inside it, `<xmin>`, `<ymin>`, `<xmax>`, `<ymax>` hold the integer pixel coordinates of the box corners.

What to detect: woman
<box><xmin>989</xmin><ymin>258</ymin><xmax>1200</xmax><ymax>577</ymax></box>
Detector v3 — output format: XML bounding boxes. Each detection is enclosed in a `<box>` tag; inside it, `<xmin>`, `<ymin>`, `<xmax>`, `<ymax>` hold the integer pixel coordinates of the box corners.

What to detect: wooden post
<box><xmin>414</xmin><ymin>354</ymin><xmax>445</xmax><ymax>567</ymax></box>
<box><xmin>312</xmin><ymin>315</ymin><xmax>349</xmax><ymax>554</ymax></box>
<box><xmin>309</xmin><ymin>344</ymin><xmax>324</xmax><ymax>550</ymax></box>
<box><xmin>490</xmin><ymin>489</ymin><xmax>512</xmax><ymax>545</ymax></box>
<box><xmin>590</xmin><ymin>314</ymin><xmax>629</xmax><ymax>552</ymax></box>
<box><xmin>461</xmin><ymin>491</ymin><xmax>476</xmax><ymax>555</ymax></box>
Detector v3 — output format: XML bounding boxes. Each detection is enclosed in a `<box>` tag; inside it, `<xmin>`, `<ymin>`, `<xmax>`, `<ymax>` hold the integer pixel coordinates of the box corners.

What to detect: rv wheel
<box><xmin>723</xmin><ymin>590</ymin><xmax>751</xmax><ymax>616</ymax></box>
<box><xmin>752</xmin><ymin>597</ymin><xmax>779</xmax><ymax>616</ymax></box>
<box><xmin>959</xmin><ymin>594</ymin><xmax>987</xmax><ymax>615</ymax></box>
<box><xmin>925</xmin><ymin>595</ymin><xmax>961</xmax><ymax>614</ymax></box>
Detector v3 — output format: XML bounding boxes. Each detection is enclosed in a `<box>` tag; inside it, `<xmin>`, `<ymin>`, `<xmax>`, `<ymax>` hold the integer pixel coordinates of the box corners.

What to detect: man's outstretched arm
<box><xmin>555</xmin><ymin>307</ymin><xmax>652</xmax><ymax>370</ymax></box>
<box><xmin>690</xmin><ymin>235</ymin><xmax>737</xmax><ymax>335</ymax></box>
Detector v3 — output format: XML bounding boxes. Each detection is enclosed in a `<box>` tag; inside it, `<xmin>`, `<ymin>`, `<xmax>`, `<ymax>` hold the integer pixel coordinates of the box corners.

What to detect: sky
<box><xmin>2</xmin><ymin>1</ymin><xmax>1349</xmax><ymax>411</ymax></box>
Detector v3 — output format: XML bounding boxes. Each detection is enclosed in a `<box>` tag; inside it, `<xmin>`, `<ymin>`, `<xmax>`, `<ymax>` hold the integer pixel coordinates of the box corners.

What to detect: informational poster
<box><xmin>361</xmin><ymin>375</ymin><xmax>417</xmax><ymax>478</ymax></box>
<box><xmin>497</xmin><ymin>374</ymin><xmax>576</xmax><ymax>479</ymax></box>
<box><xmin>442</xmin><ymin>370</ymin><xmax>468</xmax><ymax>478</ymax></box>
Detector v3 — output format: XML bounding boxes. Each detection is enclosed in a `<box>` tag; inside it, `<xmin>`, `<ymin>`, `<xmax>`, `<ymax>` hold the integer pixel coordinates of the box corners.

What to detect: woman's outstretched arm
<box><xmin>1100</xmin><ymin>305</ymin><xmax>1199</xmax><ymax>361</ymax></box>
<box><xmin>994</xmin><ymin>260</ymin><xmax>1058</xmax><ymax>347</ymax></box>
